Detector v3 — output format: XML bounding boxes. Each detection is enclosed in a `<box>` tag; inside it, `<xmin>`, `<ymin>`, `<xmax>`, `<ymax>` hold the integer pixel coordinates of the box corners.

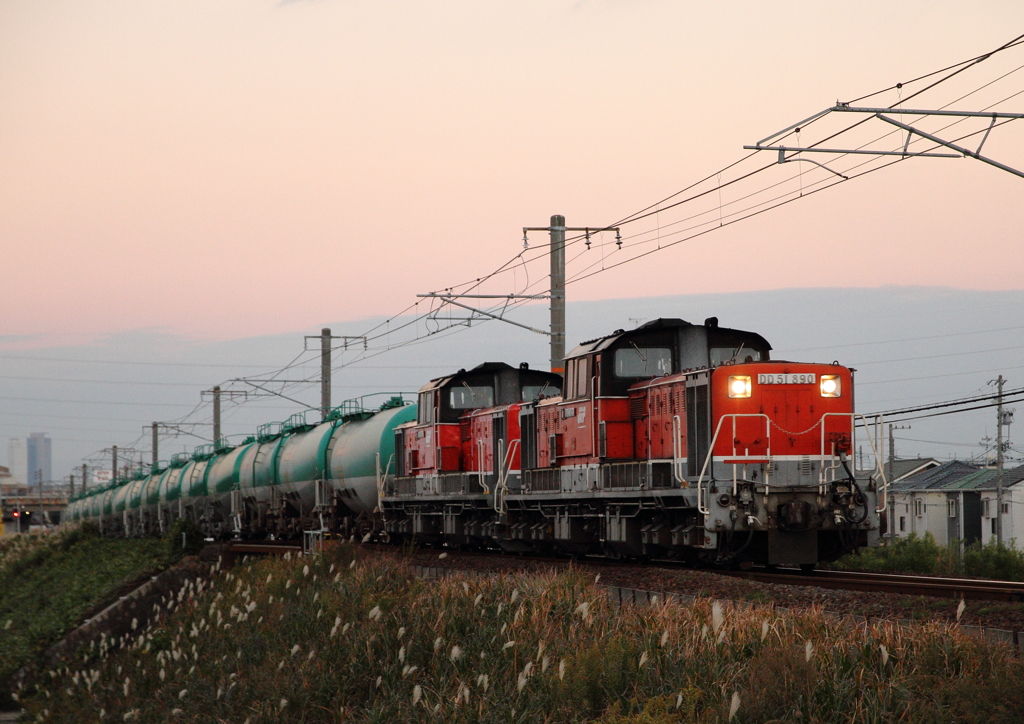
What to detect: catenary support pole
<box><xmin>321</xmin><ymin>328</ymin><xmax>332</xmax><ymax>420</ymax></box>
<box><xmin>152</xmin><ymin>422</ymin><xmax>159</xmax><ymax>467</ymax></box>
<box><xmin>549</xmin><ymin>215</ymin><xmax>566</xmax><ymax>375</ymax></box>
<box><xmin>213</xmin><ymin>386</ymin><xmax>222</xmax><ymax>445</ymax></box>
<box><xmin>82</xmin><ymin>464</ymin><xmax>87</xmax><ymax>492</ymax></box>
<box><xmin>112</xmin><ymin>445</ymin><xmax>118</xmax><ymax>484</ymax></box>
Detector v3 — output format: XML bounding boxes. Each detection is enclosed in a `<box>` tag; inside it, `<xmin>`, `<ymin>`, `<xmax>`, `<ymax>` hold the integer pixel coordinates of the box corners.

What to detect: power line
<box><xmin>0</xmin><ymin>354</ymin><xmax>281</xmax><ymax>369</ymax></box>
<box><xmin>779</xmin><ymin>323</ymin><xmax>1024</xmax><ymax>354</ymax></box>
<box><xmin>0</xmin><ymin>396</ymin><xmax>197</xmax><ymax>407</ymax></box>
<box><xmin>849</xmin><ymin>343</ymin><xmax>1024</xmax><ymax>367</ymax></box>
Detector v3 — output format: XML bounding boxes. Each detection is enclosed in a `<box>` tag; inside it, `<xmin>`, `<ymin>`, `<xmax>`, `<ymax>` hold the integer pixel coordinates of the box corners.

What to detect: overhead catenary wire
<box><xmin>51</xmin><ymin>33</ymin><xmax>1024</xmax><ymax>476</ymax></box>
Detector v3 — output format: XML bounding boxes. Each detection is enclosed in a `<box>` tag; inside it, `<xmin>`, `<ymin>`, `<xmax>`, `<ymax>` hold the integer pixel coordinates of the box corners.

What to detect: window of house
<box><xmin>983</xmin><ymin>499</ymin><xmax>991</xmax><ymax>518</ymax></box>
<box><xmin>993</xmin><ymin>518</ymin><xmax>998</xmax><ymax>535</ymax></box>
<box><xmin>899</xmin><ymin>516</ymin><xmax>906</xmax><ymax>532</ymax></box>
<box><xmin>1003</xmin><ymin>502</ymin><xmax>1010</xmax><ymax>515</ymax></box>
<box><xmin>947</xmin><ymin>500</ymin><xmax>957</xmax><ymax>518</ymax></box>
<box><xmin>915</xmin><ymin>499</ymin><xmax>924</xmax><ymax>517</ymax></box>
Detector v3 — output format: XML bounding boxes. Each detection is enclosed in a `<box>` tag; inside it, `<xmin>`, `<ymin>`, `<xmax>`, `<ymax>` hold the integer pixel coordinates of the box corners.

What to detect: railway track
<box><xmin>218</xmin><ymin>540</ymin><xmax>1024</xmax><ymax>603</ymax></box>
<box><xmin>721</xmin><ymin>568</ymin><xmax>1024</xmax><ymax>602</ymax></box>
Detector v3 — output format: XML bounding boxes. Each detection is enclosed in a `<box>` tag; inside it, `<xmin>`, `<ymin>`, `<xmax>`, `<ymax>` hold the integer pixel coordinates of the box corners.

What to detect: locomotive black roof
<box><xmin>420</xmin><ymin>361</ymin><xmax>558</xmax><ymax>393</ymax></box>
<box><xmin>567</xmin><ymin>317</ymin><xmax>772</xmax><ymax>358</ymax></box>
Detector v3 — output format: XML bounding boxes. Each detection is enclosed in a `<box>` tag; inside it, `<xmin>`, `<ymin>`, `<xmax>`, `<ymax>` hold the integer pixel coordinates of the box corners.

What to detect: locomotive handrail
<box><xmin>819</xmin><ymin>412</ymin><xmax>889</xmax><ymax>514</ymax></box>
<box><xmin>476</xmin><ymin>439</ymin><xmax>490</xmax><ymax>495</ymax></box>
<box><xmin>671</xmin><ymin>415</ymin><xmax>684</xmax><ymax>484</ymax></box>
<box><xmin>697</xmin><ymin>414</ymin><xmax>771</xmax><ymax>514</ymax></box>
<box><xmin>494</xmin><ymin>439</ymin><xmax>519</xmax><ymax>515</ymax></box>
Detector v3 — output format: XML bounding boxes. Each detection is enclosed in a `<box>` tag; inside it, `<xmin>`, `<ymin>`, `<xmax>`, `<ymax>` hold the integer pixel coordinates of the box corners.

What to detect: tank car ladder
<box><xmin>230</xmin><ymin>486</ymin><xmax>243</xmax><ymax>535</ymax></box>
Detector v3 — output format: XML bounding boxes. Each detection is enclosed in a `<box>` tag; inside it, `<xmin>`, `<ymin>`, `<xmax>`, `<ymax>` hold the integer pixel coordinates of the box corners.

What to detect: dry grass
<box><xmin>18</xmin><ymin>544</ymin><xmax>1024</xmax><ymax>723</ymax></box>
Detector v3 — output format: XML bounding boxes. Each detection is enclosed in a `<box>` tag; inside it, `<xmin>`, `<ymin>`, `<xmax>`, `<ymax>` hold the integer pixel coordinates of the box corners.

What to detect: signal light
<box><xmin>12</xmin><ymin>512</ymin><xmax>18</xmax><ymax>518</ymax></box>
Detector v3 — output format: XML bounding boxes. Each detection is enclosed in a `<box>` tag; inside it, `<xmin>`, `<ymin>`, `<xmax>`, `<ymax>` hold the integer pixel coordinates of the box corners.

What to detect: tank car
<box><xmin>67</xmin><ymin>394</ymin><xmax>416</xmax><ymax>541</ymax></box>
<box><xmin>382</xmin><ymin>317</ymin><xmax>885</xmax><ymax>566</ymax></box>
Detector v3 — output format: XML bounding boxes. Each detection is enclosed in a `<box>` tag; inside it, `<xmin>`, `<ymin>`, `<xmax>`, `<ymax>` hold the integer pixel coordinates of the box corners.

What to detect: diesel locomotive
<box><xmin>64</xmin><ymin>317</ymin><xmax>886</xmax><ymax>567</ymax></box>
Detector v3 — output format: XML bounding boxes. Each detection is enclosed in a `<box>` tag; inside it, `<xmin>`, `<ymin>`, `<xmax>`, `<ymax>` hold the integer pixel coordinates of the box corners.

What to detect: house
<box><xmin>888</xmin><ymin>461</ymin><xmax>980</xmax><ymax>546</ymax></box>
<box><xmin>978</xmin><ymin>465</ymin><xmax>1024</xmax><ymax>546</ymax></box>
<box><xmin>889</xmin><ymin>462</ymin><xmax>1024</xmax><ymax>550</ymax></box>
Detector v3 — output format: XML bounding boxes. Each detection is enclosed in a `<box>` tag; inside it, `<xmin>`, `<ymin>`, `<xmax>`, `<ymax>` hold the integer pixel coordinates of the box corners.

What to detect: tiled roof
<box><xmin>894</xmin><ymin>463</ymin><xmax>1024</xmax><ymax>491</ymax></box>
<box><xmin>892</xmin><ymin>460</ymin><xmax>980</xmax><ymax>491</ymax></box>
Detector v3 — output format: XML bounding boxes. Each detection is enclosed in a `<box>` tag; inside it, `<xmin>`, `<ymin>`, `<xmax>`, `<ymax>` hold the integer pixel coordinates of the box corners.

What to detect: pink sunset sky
<box><xmin>2</xmin><ymin>1</ymin><xmax>1023</xmax><ymax>345</ymax></box>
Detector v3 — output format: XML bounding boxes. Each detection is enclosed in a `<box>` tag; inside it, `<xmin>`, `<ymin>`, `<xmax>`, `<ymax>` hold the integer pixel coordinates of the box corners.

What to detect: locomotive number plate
<box><xmin>757</xmin><ymin>373</ymin><xmax>816</xmax><ymax>385</ymax></box>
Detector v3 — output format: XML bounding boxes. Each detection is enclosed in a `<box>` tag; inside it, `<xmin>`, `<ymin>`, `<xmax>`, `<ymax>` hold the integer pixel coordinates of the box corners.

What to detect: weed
<box><xmin>17</xmin><ymin>544</ymin><xmax>1024</xmax><ymax>723</ymax></box>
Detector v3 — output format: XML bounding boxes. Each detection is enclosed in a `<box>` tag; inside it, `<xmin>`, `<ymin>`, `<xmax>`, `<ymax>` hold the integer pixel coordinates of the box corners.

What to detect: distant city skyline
<box><xmin>5</xmin><ymin>434</ymin><xmax>52</xmax><ymax>486</ymax></box>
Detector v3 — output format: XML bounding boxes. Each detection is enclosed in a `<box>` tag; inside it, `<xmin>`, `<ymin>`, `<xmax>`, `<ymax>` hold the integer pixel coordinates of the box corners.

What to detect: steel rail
<box><xmin>720</xmin><ymin>567</ymin><xmax>1024</xmax><ymax>602</ymax></box>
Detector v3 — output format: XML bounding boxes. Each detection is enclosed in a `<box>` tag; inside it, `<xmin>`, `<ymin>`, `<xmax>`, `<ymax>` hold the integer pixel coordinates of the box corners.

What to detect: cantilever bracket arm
<box><xmin>418</xmin><ymin>294</ymin><xmax>551</xmax><ymax>336</ymax></box>
<box><xmin>873</xmin><ymin>114</ymin><xmax>1024</xmax><ymax>179</ymax></box>
<box><xmin>746</xmin><ymin>104</ymin><xmax>1024</xmax><ymax>179</ymax></box>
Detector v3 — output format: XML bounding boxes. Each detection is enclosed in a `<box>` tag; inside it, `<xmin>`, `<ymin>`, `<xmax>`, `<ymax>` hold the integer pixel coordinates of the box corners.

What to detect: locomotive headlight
<box><xmin>728</xmin><ymin>375</ymin><xmax>752</xmax><ymax>398</ymax></box>
<box><xmin>820</xmin><ymin>375</ymin><xmax>842</xmax><ymax>397</ymax></box>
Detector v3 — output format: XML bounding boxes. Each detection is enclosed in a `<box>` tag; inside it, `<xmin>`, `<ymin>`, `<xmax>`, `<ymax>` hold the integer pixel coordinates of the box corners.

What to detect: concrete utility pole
<box><xmin>520</xmin><ymin>217</ymin><xmax>621</xmax><ymax>375</ymax></box>
<box><xmin>152</xmin><ymin>422</ymin><xmax>160</xmax><ymax>466</ymax></box>
<box><xmin>321</xmin><ymin>328</ymin><xmax>332</xmax><ymax>418</ymax></box>
<box><xmin>112</xmin><ymin>445</ymin><xmax>118</xmax><ymax>483</ymax></box>
<box><xmin>69</xmin><ymin>474</ymin><xmax>74</xmax><ymax>497</ymax></box>
<box><xmin>82</xmin><ymin>464</ymin><xmax>88</xmax><ymax>492</ymax></box>
<box><xmin>212</xmin><ymin>387</ymin><xmax>222</xmax><ymax>444</ymax></box>
<box><xmin>888</xmin><ymin>424</ymin><xmax>911</xmax><ymax>540</ymax></box>
<box><xmin>995</xmin><ymin>375</ymin><xmax>1005</xmax><ymax>545</ymax></box>
<box><xmin>549</xmin><ymin>216</ymin><xmax>566</xmax><ymax>374</ymax></box>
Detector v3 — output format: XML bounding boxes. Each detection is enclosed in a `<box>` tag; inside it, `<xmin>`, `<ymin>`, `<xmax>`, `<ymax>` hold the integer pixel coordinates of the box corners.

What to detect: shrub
<box><xmin>963</xmin><ymin>539</ymin><xmax>1024</xmax><ymax>581</ymax></box>
<box><xmin>834</xmin><ymin>534</ymin><xmax>1024</xmax><ymax>582</ymax></box>
<box><xmin>162</xmin><ymin>517</ymin><xmax>205</xmax><ymax>560</ymax></box>
<box><xmin>832</xmin><ymin>533</ymin><xmax>961</xmax><ymax>575</ymax></box>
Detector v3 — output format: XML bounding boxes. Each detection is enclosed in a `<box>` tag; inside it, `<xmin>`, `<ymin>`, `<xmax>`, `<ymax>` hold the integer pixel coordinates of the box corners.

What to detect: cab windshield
<box><xmin>710</xmin><ymin>347</ymin><xmax>762</xmax><ymax>366</ymax></box>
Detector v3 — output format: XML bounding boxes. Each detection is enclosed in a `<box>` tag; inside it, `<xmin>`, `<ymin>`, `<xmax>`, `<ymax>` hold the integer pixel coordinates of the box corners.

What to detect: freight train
<box><xmin>64</xmin><ymin>317</ymin><xmax>886</xmax><ymax>567</ymax></box>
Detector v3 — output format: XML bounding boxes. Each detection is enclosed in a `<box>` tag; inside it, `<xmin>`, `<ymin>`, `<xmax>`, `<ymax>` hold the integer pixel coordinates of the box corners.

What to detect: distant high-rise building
<box><xmin>7</xmin><ymin>438</ymin><xmax>27</xmax><ymax>486</ymax></box>
<box><xmin>26</xmin><ymin>433</ymin><xmax>51</xmax><ymax>488</ymax></box>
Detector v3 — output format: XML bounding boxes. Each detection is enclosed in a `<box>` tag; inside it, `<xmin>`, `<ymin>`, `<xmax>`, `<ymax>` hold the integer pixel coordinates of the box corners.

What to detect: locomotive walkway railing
<box><xmin>696</xmin><ymin>412</ymin><xmax>889</xmax><ymax>517</ymax></box>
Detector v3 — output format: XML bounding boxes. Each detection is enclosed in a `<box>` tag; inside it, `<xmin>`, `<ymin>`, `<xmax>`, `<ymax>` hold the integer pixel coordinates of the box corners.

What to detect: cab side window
<box><xmin>576</xmin><ymin>356</ymin><xmax>590</xmax><ymax>399</ymax></box>
<box><xmin>418</xmin><ymin>391</ymin><xmax>434</xmax><ymax>424</ymax></box>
